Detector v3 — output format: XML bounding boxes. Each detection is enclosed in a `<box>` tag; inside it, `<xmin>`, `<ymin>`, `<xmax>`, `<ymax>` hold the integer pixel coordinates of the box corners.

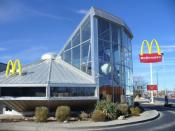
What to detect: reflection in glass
<box><xmin>98</xmin><ymin>18</ymin><xmax>110</xmax><ymax>41</ymax></box>
<box><xmin>81</xmin><ymin>41</ymin><xmax>91</xmax><ymax>63</ymax></box>
<box><xmin>50</xmin><ymin>87</ymin><xmax>95</xmax><ymax>97</ymax></box>
<box><xmin>1</xmin><ymin>87</ymin><xmax>46</xmax><ymax>97</ymax></box>
<box><xmin>63</xmin><ymin>50</ymin><xmax>71</xmax><ymax>64</ymax></box>
<box><xmin>72</xmin><ymin>30</ymin><xmax>80</xmax><ymax>47</ymax></box>
<box><xmin>81</xmin><ymin>17</ymin><xmax>90</xmax><ymax>42</ymax></box>
<box><xmin>65</xmin><ymin>41</ymin><xmax>71</xmax><ymax>51</ymax></box>
<box><xmin>72</xmin><ymin>46</ymin><xmax>80</xmax><ymax>68</ymax></box>
<box><xmin>97</xmin><ymin>17</ymin><xmax>133</xmax><ymax>90</ymax></box>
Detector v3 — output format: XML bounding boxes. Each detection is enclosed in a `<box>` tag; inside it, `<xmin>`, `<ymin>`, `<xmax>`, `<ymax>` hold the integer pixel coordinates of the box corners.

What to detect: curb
<box><xmin>0</xmin><ymin>110</ymin><xmax>160</xmax><ymax>131</ymax></box>
<box><xmin>69</xmin><ymin>110</ymin><xmax>160</xmax><ymax>130</ymax></box>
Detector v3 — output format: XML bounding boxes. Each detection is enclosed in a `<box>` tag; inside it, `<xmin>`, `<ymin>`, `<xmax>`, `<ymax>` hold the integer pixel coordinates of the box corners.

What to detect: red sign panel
<box><xmin>140</xmin><ymin>53</ymin><xmax>162</xmax><ymax>63</ymax></box>
<box><xmin>147</xmin><ymin>85</ymin><xmax>158</xmax><ymax>91</ymax></box>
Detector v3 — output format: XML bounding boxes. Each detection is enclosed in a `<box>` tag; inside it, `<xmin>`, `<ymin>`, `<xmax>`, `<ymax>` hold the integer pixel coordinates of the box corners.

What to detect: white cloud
<box><xmin>161</xmin><ymin>45</ymin><xmax>175</xmax><ymax>48</ymax></box>
<box><xmin>76</xmin><ymin>9</ymin><xmax>88</xmax><ymax>15</ymax></box>
<box><xmin>0</xmin><ymin>1</ymin><xmax>71</xmax><ymax>23</ymax></box>
<box><xmin>161</xmin><ymin>45</ymin><xmax>175</xmax><ymax>53</ymax></box>
<box><xmin>0</xmin><ymin>46</ymin><xmax>49</xmax><ymax>64</ymax></box>
<box><xmin>26</xmin><ymin>9</ymin><xmax>71</xmax><ymax>21</ymax></box>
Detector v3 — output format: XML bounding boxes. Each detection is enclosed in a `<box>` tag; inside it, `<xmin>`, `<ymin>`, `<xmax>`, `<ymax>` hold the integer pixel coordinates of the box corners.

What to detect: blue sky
<box><xmin>0</xmin><ymin>0</ymin><xmax>175</xmax><ymax>90</ymax></box>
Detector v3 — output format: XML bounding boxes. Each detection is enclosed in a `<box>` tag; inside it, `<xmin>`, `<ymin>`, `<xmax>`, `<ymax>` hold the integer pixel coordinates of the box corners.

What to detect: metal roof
<box><xmin>0</xmin><ymin>58</ymin><xmax>95</xmax><ymax>87</ymax></box>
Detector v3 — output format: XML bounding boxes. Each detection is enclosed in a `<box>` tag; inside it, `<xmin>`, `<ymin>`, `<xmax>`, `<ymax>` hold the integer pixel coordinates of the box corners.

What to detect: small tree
<box><xmin>95</xmin><ymin>100</ymin><xmax>118</xmax><ymax>120</ymax></box>
<box><xmin>133</xmin><ymin>76</ymin><xmax>147</xmax><ymax>98</ymax></box>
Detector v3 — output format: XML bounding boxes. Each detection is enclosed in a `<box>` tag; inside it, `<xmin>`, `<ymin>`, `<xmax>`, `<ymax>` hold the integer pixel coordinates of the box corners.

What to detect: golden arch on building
<box><xmin>6</xmin><ymin>59</ymin><xmax>22</xmax><ymax>76</ymax></box>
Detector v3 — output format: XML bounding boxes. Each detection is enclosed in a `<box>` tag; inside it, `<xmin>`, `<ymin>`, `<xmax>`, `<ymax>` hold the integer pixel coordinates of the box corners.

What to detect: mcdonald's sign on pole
<box><xmin>139</xmin><ymin>39</ymin><xmax>162</xmax><ymax>63</ymax></box>
<box><xmin>147</xmin><ymin>85</ymin><xmax>158</xmax><ymax>91</ymax></box>
<box><xmin>6</xmin><ymin>59</ymin><xmax>22</xmax><ymax>77</ymax></box>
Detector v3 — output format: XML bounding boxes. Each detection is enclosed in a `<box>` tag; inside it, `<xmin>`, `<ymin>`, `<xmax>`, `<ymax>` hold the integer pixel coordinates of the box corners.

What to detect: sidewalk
<box><xmin>0</xmin><ymin>110</ymin><xmax>159</xmax><ymax>131</ymax></box>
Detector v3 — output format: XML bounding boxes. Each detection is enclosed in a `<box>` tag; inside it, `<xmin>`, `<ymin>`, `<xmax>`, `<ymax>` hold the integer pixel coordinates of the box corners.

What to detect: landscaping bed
<box><xmin>0</xmin><ymin>101</ymin><xmax>144</xmax><ymax>123</ymax></box>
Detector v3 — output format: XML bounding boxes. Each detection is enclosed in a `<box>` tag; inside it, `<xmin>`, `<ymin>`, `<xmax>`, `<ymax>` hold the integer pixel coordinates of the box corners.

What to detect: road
<box><xmin>95</xmin><ymin>104</ymin><xmax>175</xmax><ymax>131</ymax></box>
<box><xmin>155</xmin><ymin>97</ymin><xmax>175</xmax><ymax>103</ymax></box>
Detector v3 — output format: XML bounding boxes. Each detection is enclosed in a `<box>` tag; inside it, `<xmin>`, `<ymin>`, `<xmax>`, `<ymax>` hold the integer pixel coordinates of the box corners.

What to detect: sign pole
<box><xmin>150</xmin><ymin>63</ymin><xmax>154</xmax><ymax>103</ymax></box>
<box><xmin>140</xmin><ymin>39</ymin><xmax>162</xmax><ymax>103</ymax></box>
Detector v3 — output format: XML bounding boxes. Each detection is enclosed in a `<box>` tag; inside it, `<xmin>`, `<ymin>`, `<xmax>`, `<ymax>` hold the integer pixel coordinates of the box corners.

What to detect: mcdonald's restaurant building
<box><xmin>0</xmin><ymin>7</ymin><xmax>133</xmax><ymax>115</ymax></box>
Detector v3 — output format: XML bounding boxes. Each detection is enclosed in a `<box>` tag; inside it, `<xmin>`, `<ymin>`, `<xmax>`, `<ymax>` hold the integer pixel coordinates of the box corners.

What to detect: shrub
<box><xmin>95</xmin><ymin>100</ymin><xmax>118</xmax><ymax>120</ymax></box>
<box><xmin>117</xmin><ymin>103</ymin><xmax>129</xmax><ymax>115</ymax></box>
<box><xmin>91</xmin><ymin>110</ymin><xmax>106</xmax><ymax>122</ymax></box>
<box><xmin>130</xmin><ymin>107</ymin><xmax>138</xmax><ymax>116</ymax></box>
<box><xmin>55</xmin><ymin>106</ymin><xmax>70</xmax><ymax>122</ymax></box>
<box><xmin>134</xmin><ymin>107</ymin><xmax>142</xmax><ymax>114</ymax></box>
<box><xmin>79</xmin><ymin>111</ymin><xmax>89</xmax><ymax>120</ymax></box>
<box><xmin>130</xmin><ymin>107</ymin><xmax>142</xmax><ymax>116</ymax></box>
<box><xmin>35</xmin><ymin>106</ymin><xmax>48</xmax><ymax>122</ymax></box>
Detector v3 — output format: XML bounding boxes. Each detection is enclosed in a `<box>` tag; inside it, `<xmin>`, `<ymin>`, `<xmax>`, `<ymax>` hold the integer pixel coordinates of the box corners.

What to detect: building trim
<box><xmin>0</xmin><ymin>96</ymin><xmax>98</xmax><ymax>101</ymax></box>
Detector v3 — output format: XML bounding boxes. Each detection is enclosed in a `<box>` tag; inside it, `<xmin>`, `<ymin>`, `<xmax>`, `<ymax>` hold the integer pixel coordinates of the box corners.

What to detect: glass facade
<box><xmin>61</xmin><ymin>16</ymin><xmax>92</xmax><ymax>75</ymax></box>
<box><xmin>97</xmin><ymin>17</ymin><xmax>133</xmax><ymax>97</ymax></box>
<box><xmin>50</xmin><ymin>87</ymin><xmax>95</xmax><ymax>97</ymax></box>
<box><xmin>60</xmin><ymin>10</ymin><xmax>133</xmax><ymax>100</ymax></box>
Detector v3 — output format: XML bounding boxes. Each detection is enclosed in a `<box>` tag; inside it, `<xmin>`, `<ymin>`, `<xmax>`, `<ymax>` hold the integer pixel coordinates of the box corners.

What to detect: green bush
<box><xmin>55</xmin><ymin>106</ymin><xmax>70</xmax><ymax>122</ymax></box>
<box><xmin>95</xmin><ymin>100</ymin><xmax>118</xmax><ymax>120</ymax></box>
<box><xmin>135</xmin><ymin>107</ymin><xmax>142</xmax><ymax>113</ymax></box>
<box><xmin>130</xmin><ymin>107</ymin><xmax>142</xmax><ymax>116</ymax></box>
<box><xmin>35</xmin><ymin>106</ymin><xmax>48</xmax><ymax>122</ymax></box>
<box><xmin>117</xmin><ymin>103</ymin><xmax>129</xmax><ymax>115</ymax></box>
<box><xmin>91</xmin><ymin>110</ymin><xmax>106</xmax><ymax>122</ymax></box>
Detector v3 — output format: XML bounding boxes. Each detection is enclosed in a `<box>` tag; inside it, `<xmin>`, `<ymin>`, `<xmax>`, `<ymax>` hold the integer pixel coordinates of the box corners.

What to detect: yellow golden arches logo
<box><xmin>6</xmin><ymin>59</ymin><xmax>22</xmax><ymax>76</ymax></box>
<box><xmin>140</xmin><ymin>39</ymin><xmax>161</xmax><ymax>55</ymax></box>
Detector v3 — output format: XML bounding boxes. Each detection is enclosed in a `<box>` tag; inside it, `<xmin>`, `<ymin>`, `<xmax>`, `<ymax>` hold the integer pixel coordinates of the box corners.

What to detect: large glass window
<box><xmin>50</xmin><ymin>87</ymin><xmax>95</xmax><ymax>97</ymax></box>
<box><xmin>81</xmin><ymin>40</ymin><xmax>91</xmax><ymax>75</ymax></box>
<box><xmin>0</xmin><ymin>87</ymin><xmax>46</xmax><ymax>97</ymax></box>
<box><xmin>63</xmin><ymin>50</ymin><xmax>71</xmax><ymax>64</ymax></box>
<box><xmin>98</xmin><ymin>39</ymin><xmax>111</xmax><ymax>79</ymax></box>
<box><xmin>60</xmin><ymin>15</ymin><xmax>92</xmax><ymax>75</ymax></box>
<box><xmin>65</xmin><ymin>41</ymin><xmax>71</xmax><ymax>51</ymax></box>
<box><xmin>97</xmin><ymin>17</ymin><xmax>133</xmax><ymax>92</ymax></box>
<box><xmin>81</xmin><ymin>17</ymin><xmax>90</xmax><ymax>42</ymax></box>
<box><xmin>81</xmin><ymin>41</ymin><xmax>91</xmax><ymax>63</ymax></box>
<box><xmin>72</xmin><ymin>46</ymin><xmax>80</xmax><ymax>68</ymax></box>
<box><xmin>112</xmin><ymin>23</ymin><xmax>119</xmax><ymax>43</ymax></box>
<box><xmin>98</xmin><ymin>18</ymin><xmax>110</xmax><ymax>41</ymax></box>
<box><xmin>72</xmin><ymin>30</ymin><xmax>80</xmax><ymax>47</ymax></box>
<box><xmin>113</xmin><ymin>42</ymin><xmax>120</xmax><ymax>64</ymax></box>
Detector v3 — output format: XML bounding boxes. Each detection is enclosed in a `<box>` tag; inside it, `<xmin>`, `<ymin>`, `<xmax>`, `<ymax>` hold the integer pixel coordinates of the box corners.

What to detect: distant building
<box><xmin>0</xmin><ymin>7</ymin><xmax>133</xmax><ymax>115</ymax></box>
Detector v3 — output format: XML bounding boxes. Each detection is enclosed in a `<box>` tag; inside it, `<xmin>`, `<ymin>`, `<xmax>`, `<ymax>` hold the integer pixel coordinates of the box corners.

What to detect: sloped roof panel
<box><xmin>50</xmin><ymin>59</ymin><xmax>95</xmax><ymax>85</ymax></box>
<box><xmin>0</xmin><ymin>60</ymin><xmax>50</xmax><ymax>85</ymax></box>
<box><xmin>0</xmin><ymin>59</ymin><xmax>95</xmax><ymax>86</ymax></box>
